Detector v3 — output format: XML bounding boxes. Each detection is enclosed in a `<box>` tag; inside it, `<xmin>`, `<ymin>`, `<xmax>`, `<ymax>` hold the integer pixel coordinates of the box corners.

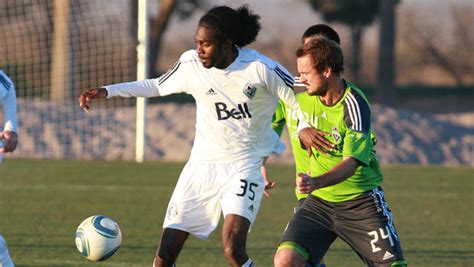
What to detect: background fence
<box><xmin>1</xmin><ymin>0</ymin><xmax>140</xmax><ymax>160</ymax></box>
<box><xmin>0</xmin><ymin>0</ymin><xmax>472</xmax><ymax>165</ymax></box>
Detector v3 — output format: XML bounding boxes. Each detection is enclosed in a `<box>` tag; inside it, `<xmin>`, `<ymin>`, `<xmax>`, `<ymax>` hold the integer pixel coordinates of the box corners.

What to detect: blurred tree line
<box><xmin>146</xmin><ymin>0</ymin><xmax>473</xmax><ymax>107</ymax></box>
<box><xmin>1</xmin><ymin>0</ymin><xmax>472</xmax><ymax>109</ymax></box>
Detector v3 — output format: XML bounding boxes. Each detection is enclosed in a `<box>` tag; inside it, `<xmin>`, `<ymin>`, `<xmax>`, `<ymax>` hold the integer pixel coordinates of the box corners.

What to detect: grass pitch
<box><xmin>0</xmin><ymin>160</ymin><xmax>473</xmax><ymax>266</ymax></box>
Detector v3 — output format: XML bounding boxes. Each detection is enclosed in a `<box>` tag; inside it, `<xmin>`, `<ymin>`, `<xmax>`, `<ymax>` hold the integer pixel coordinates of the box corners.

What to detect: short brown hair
<box><xmin>296</xmin><ymin>37</ymin><xmax>344</xmax><ymax>74</ymax></box>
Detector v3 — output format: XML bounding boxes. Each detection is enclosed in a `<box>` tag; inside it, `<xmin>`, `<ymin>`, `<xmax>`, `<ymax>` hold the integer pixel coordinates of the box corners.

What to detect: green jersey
<box><xmin>274</xmin><ymin>80</ymin><xmax>382</xmax><ymax>202</ymax></box>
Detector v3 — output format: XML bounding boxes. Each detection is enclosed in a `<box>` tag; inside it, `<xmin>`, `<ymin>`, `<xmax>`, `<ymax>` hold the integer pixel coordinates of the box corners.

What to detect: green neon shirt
<box><xmin>274</xmin><ymin>81</ymin><xmax>382</xmax><ymax>202</ymax></box>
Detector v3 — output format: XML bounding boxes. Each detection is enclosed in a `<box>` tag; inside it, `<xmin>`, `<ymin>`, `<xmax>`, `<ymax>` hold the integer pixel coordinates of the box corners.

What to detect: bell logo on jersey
<box><xmin>215</xmin><ymin>102</ymin><xmax>252</xmax><ymax>120</ymax></box>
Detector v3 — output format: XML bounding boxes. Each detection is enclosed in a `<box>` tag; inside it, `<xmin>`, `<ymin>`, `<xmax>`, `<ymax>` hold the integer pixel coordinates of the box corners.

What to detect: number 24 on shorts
<box><xmin>368</xmin><ymin>227</ymin><xmax>395</xmax><ymax>252</ymax></box>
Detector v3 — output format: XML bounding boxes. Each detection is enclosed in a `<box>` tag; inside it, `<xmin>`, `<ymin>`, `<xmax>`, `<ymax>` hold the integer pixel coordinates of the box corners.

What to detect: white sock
<box><xmin>0</xmin><ymin>235</ymin><xmax>14</xmax><ymax>267</ymax></box>
<box><xmin>242</xmin><ymin>258</ymin><xmax>255</xmax><ymax>267</ymax></box>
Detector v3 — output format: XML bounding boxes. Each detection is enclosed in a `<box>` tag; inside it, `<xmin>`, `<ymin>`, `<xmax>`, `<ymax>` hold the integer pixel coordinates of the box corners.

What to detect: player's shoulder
<box><xmin>239</xmin><ymin>48</ymin><xmax>287</xmax><ymax>71</ymax></box>
<box><xmin>342</xmin><ymin>80</ymin><xmax>371</xmax><ymax>133</ymax></box>
<box><xmin>239</xmin><ymin>48</ymin><xmax>294</xmax><ymax>87</ymax></box>
<box><xmin>344</xmin><ymin>81</ymin><xmax>370</xmax><ymax>107</ymax></box>
<box><xmin>179</xmin><ymin>50</ymin><xmax>201</xmax><ymax>64</ymax></box>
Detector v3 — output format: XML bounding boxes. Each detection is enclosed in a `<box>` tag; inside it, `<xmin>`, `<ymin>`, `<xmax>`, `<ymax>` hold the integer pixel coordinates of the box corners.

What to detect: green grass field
<box><xmin>0</xmin><ymin>160</ymin><xmax>473</xmax><ymax>266</ymax></box>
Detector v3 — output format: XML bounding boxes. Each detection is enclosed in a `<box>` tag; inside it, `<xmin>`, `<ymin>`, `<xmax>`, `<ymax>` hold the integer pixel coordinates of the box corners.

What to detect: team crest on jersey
<box><xmin>331</xmin><ymin>127</ymin><xmax>342</xmax><ymax>151</ymax></box>
<box><xmin>243</xmin><ymin>83</ymin><xmax>257</xmax><ymax>99</ymax></box>
<box><xmin>331</xmin><ymin>126</ymin><xmax>341</xmax><ymax>143</ymax></box>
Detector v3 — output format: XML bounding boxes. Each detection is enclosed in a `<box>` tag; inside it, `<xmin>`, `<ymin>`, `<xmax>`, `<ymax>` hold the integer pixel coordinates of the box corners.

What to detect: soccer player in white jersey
<box><xmin>79</xmin><ymin>5</ymin><xmax>317</xmax><ymax>267</ymax></box>
<box><xmin>0</xmin><ymin>70</ymin><xmax>19</xmax><ymax>267</ymax></box>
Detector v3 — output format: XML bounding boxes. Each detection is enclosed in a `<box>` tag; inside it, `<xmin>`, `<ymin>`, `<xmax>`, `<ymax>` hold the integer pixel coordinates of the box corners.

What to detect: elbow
<box><xmin>343</xmin><ymin>157</ymin><xmax>360</xmax><ymax>177</ymax></box>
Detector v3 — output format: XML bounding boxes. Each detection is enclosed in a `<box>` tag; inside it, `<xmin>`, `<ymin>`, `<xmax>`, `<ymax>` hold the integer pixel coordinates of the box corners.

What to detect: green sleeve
<box><xmin>342</xmin><ymin>130</ymin><xmax>371</xmax><ymax>166</ymax></box>
<box><xmin>271</xmin><ymin>100</ymin><xmax>286</xmax><ymax>136</ymax></box>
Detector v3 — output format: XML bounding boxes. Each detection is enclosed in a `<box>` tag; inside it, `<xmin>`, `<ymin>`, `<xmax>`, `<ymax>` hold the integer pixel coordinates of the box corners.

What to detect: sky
<box><xmin>162</xmin><ymin>0</ymin><xmax>473</xmax><ymax>43</ymax></box>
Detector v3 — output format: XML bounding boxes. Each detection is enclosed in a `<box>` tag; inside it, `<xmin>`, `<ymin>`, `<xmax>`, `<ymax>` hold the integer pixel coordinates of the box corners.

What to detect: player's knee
<box><xmin>274</xmin><ymin>249</ymin><xmax>306</xmax><ymax>267</ymax></box>
<box><xmin>274</xmin><ymin>250</ymin><xmax>290</xmax><ymax>267</ymax></box>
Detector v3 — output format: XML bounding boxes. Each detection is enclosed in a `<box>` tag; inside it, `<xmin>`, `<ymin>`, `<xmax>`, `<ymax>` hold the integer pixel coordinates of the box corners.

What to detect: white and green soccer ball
<box><xmin>75</xmin><ymin>215</ymin><xmax>122</xmax><ymax>261</ymax></box>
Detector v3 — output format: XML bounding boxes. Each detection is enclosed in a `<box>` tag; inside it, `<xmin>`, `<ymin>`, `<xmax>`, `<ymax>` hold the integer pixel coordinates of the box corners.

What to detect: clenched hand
<box><xmin>78</xmin><ymin>87</ymin><xmax>108</xmax><ymax>112</ymax></box>
<box><xmin>0</xmin><ymin>130</ymin><xmax>18</xmax><ymax>153</ymax></box>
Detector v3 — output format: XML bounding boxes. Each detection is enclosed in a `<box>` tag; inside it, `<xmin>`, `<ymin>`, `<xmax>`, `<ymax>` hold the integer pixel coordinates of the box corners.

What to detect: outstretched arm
<box><xmin>78</xmin><ymin>79</ymin><xmax>162</xmax><ymax>112</ymax></box>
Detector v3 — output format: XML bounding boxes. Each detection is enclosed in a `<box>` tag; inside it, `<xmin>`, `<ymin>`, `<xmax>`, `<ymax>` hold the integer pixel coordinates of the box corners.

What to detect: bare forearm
<box><xmin>312</xmin><ymin>157</ymin><xmax>359</xmax><ymax>190</ymax></box>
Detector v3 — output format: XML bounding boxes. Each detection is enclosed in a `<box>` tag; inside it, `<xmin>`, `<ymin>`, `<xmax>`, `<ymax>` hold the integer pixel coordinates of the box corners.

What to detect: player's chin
<box><xmin>306</xmin><ymin>88</ymin><xmax>319</xmax><ymax>96</ymax></box>
<box><xmin>201</xmin><ymin>62</ymin><xmax>213</xmax><ymax>69</ymax></box>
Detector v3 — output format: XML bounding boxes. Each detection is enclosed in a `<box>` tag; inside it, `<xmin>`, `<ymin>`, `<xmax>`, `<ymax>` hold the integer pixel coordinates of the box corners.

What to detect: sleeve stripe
<box><xmin>345</xmin><ymin>97</ymin><xmax>358</xmax><ymax>131</ymax></box>
<box><xmin>348</xmin><ymin>92</ymin><xmax>363</xmax><ymax>131</ymax></box>
<box><xmin>274</xmin><ymin>67</ymin><xmax>294</xmax><ymax>88</ymax></box>
<box><xmin>0</xmin><ymin>72</ymin><xmax>12</xmax><ymax>91</ymax></box>
<box><xmin>275</xmin><ymin>66</ymin><xmax>293</xmax><ymax>81</ymax></box>
<box><xmin>158</xmin><ymin>60</ymin><xmax>181</xmax><ymax>85</ymax></box>
<box><xmin>345</xmin><ymin>92</ymin><xmax>362</xmax><ymax>131</ymax></box>
<box><xmin>275</xmin><ymin>68</ymin><xmax>293</xmax><ymax>87</ymax></box>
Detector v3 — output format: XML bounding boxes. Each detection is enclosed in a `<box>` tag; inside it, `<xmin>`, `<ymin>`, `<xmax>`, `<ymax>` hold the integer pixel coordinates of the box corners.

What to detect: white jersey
<box><xmin>0</xmin><ymin>70</ymin><xmax>18</xmax><ymax>132</ymax></box>
<box><xmin>106</xmin><ymin>48</ymin><xmax>308</xmax><ymax>162</ymax></box>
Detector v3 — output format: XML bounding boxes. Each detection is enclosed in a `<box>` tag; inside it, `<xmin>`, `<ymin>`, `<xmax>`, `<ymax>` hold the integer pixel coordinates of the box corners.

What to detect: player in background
<box><xmin>273</xmin><ymin>37</ymin><xmax>407</xmax><ymax>267</ymax></box>
<box><xmin>0</xmin><ymin>70</ymin><xmax>19</xmax><ymax>267</ymax></box>
<box><xmin>79</xmin><ymin>5</ymin><xmax>318</xmax><ymax>267</ymax></box>
<box><xmin>261</xmin><ymin>24</ymin><xmax>340</xmax><ymax>267</ymax></box>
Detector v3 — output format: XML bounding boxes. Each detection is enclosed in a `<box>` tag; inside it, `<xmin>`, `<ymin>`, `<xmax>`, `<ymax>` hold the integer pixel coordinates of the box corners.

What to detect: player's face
<box><xmin>194</xmin><ymin>26</ymin><xmax>228</xmax><ymax>69</ymax></box>
<box><xmin>297</xmin><ymin>54</ymin><xmax>328</xmax><ymax>96</ymax></box>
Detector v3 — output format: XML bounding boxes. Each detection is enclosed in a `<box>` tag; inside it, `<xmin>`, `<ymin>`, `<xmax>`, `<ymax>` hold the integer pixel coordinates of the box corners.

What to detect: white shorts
<box><xmin>163</xmin><ymin>157</ymin><xmax>265</xmax><ymax>239</ymax></box>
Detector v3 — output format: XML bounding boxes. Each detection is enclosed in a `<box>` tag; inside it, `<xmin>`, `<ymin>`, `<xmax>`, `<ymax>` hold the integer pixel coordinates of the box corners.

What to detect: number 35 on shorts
<box><xmin>236</xmin><ymin>179</ymin><xmax>259</xmax><ymax>200</ymax></box>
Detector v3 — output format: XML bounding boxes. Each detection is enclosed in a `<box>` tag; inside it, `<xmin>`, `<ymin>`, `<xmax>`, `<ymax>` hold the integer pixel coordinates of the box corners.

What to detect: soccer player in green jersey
<box><xmin>274</xmin><ymin>38</ymin><xmax>407</xmax><ymax>266</ymax></box>
<box><xmin>263</xmin><ymin>24</ymin><xmax>341</xmax><ymax>267</ymax></box>
<box><xmin>263</xmin><ymin>24</ymin><xmax>341</xmax><ymax>204</ymax></box>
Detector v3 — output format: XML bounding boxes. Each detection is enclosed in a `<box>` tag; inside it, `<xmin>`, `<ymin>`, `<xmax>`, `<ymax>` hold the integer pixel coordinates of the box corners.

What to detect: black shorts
<box><xmin>279</xmin><ymin>187</ymin><xmax>406</xmax><ymax>266</ymax></box>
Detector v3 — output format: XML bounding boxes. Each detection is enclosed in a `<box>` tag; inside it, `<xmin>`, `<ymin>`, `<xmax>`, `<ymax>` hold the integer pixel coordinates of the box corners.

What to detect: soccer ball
<box><xmin>75</xmin><ymin>215</ymin><xmax>122</xmax><ymax>261</ymax></box>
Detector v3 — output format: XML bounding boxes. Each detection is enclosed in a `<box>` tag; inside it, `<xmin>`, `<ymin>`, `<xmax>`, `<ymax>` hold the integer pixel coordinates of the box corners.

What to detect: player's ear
<box><xmin>323</xmin><ymin>67</ymin><xmax>332</xmax><ymax>78</ymax></box>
